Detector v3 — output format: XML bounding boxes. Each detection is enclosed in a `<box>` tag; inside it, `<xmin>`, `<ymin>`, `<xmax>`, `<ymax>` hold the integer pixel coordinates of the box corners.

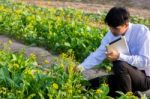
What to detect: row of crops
<box><xmin>0</xmin><ymin>0</ymin><xmax>150</xmax><ymax>98</ymax></box>
<box><xmin>0</xmin><ymin>42</ymin><xmax>108</xmax><ymax>98</ymax></box>
<box><xmin>0</xmin><ymin>1</ymin><xmax>108</xmax><ymax>62</ymax></box>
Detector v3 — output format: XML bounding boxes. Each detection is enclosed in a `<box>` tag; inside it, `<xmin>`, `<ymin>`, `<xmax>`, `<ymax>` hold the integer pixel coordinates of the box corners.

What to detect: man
<box><xmin>78</xmin><ymin>7</ymin><xmax>150</xmax><ymax>97</ymax></box>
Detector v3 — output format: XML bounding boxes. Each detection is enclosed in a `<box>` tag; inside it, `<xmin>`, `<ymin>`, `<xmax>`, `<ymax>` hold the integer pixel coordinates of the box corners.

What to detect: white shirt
<box><xmin>79</xmin><ymin>23</ymin><xmax>150</xmax><ymax>76</ymax></box>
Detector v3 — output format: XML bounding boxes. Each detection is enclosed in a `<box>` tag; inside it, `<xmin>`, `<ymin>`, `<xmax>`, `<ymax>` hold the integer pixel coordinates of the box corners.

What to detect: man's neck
<box><xmin>122</xmin><ymin>26</ymin><xmax>129</xmax><ymax>36</ymax></box>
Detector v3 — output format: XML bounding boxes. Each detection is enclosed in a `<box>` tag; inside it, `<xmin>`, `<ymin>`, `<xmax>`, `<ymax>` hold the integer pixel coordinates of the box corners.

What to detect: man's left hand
<box><xmin>106</xmin><ymin>49</ymin><xmax>120</xmax><ymax>61</ymax></box>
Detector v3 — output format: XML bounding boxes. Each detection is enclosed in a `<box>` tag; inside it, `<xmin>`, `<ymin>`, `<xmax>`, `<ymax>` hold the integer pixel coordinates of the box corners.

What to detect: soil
<box><xmin>14</xmin><ymin>0</ymin><xmax>150</xmax><ymax>18</ymax></box>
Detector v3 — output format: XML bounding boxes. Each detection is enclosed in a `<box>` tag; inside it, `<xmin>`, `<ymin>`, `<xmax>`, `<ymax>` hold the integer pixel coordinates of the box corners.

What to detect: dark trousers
<box><xmin>88</xmin><ymin>60</ymin><xmax>150</xmax><ymax>97</ymax></box>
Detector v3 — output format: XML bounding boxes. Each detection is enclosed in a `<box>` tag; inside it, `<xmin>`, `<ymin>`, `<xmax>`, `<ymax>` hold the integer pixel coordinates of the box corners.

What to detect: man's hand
<box><xmin>73</xmin><ymin>66</ymin><xmax>81</xmax><ymax>73</ymax></box>
<box><xmin>106</xmin><ymin>49</ymin><xmax>120</xmax><ymax>61</ymax></box>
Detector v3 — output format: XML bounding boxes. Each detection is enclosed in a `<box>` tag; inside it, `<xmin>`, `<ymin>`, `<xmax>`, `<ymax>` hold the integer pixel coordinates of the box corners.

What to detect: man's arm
<box><xmin>78</xmin><ymin>32</ymin><xmax>111</xmax><ymax>71</ymax></box>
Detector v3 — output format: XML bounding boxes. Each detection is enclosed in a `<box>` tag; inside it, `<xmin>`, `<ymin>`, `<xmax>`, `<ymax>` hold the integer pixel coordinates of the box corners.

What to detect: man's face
<box><xmin>109</xmin><ymin>22</ymin><xmax>129</xmax><ymax>36</ymax></box>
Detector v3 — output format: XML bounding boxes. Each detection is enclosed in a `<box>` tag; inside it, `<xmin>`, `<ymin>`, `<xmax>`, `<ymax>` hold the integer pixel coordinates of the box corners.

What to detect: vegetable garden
<box><xmin>0</xmin><ymin>0</ymin><xmax>150</xmax><ymax>98</ymax></box>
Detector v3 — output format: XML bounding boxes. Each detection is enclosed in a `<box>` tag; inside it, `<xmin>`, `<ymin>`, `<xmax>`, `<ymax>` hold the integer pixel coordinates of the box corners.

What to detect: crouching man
<box><xmin>77</xmin><ymin>7</ymin><xmax>150</xmax><ymax>98</ymax></box>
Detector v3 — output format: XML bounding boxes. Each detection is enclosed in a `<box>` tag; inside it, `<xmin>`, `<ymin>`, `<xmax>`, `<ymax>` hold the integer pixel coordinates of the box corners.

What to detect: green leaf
<box><xmin>27</xmin><ymin>94</ymin><xmax>36</xmax><ymax>99</ymax></box>
<box><xmin>64</xmin><ymin>42</ymin><xmax>71</xmax><ymax>47</ymax></box>
<box><xmin>12</xmin><ymin>54</ymin><xmax>17</xmax><ymax>61</ymax></box>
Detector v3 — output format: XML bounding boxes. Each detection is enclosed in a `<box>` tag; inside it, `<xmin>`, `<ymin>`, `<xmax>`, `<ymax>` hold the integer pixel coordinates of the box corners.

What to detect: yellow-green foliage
<box><xmin>0</xmin><ymin>46</ymin><xmax>110</xmax><ymax>98</ymax></box>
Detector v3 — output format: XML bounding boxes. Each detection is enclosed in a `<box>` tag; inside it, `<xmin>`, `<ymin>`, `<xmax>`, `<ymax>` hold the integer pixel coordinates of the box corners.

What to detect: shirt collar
<box><xmin>124</xmin><ymin>23</ymin><xmax>132</xmax><ymax>42</ymax></box>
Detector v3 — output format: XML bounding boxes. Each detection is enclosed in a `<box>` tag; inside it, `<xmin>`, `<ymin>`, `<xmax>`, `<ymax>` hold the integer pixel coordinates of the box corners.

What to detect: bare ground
<box><xmin>0</xmin><ymin>35</ymin><xmax>54</xmax><ymax>66</ymax></box>
<box><xmin>14</xmin><ymin>0</ymin><xmax>150</xmax><ymax>18</ymax></box>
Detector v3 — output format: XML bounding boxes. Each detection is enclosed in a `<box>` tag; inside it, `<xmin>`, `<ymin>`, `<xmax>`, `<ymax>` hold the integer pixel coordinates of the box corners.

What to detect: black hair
<box><xmin>104</xmin><ymin>7</ymin><xmax>130</xmax><ymax>27</ymax></box>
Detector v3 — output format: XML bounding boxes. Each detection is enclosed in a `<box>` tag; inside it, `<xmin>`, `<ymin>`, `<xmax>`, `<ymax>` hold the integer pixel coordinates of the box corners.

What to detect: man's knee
<box><xmin>112</xmin><ymin>60</ymin><xmax>129</xmax><ymax>74</ymax></box>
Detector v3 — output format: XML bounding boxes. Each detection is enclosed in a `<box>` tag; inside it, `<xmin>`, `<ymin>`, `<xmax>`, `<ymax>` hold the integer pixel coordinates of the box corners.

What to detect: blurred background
<box><xmin>13</xmin><ymin>0</ymin><xmax>150</xmax><ymax>18</ymax></box>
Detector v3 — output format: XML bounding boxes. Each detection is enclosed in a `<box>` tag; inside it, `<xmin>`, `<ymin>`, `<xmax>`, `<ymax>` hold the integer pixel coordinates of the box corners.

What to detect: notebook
<box><xmin>106</xmin><ymin>36</ymin><xmax>130</xmax><ymax>55</ymax></box>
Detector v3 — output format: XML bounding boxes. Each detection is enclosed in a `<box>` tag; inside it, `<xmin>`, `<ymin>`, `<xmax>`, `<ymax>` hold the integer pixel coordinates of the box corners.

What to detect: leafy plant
<box><xmin>0</xmin><ymin>45</ymin><xmax>110</xmax><ymax>98</ymax></box>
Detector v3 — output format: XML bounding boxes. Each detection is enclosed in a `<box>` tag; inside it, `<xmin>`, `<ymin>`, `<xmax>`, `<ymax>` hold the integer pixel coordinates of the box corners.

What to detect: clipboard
<box><xmin>106</xmin><ymin>36</ymin><xmax>130</xmax><ymax>55</ymax></box>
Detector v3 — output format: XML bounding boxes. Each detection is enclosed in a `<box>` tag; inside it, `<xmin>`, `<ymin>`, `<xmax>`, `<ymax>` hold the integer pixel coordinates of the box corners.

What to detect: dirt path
<box><xmin>14</xmin><ymin>0</ymin><xmax>150</xmax><ymax>18</ymax></box>
<box><xmin>0</xmin><ymin>35</ymin><xmax>54</xmax><ymax>66</ymax></box>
